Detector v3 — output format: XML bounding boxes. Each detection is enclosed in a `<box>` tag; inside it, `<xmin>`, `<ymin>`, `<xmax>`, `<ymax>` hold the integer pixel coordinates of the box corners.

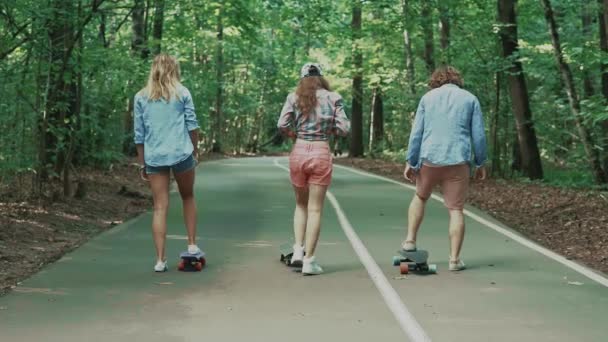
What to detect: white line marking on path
<box><xmin>334</xmin><ymin>164</ymin><xmax>608</xmax><ymax>288</ymax></box>
<box><xmin>273</xmin><ymin>159</ymin><xmax>431</xmax><ymax>342</ymax></box>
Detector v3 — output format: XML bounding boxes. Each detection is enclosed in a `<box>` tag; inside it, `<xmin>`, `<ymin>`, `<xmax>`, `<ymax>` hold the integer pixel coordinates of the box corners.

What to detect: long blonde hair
<box><xmin>295</xmin><ymin>76</ymin><xmax>331</xmax><ymax>116</ymax></box>
<box><xmin>143</xmin><ymin>54</ymin><xmax>181</xmax><ymax>101</ymax></box>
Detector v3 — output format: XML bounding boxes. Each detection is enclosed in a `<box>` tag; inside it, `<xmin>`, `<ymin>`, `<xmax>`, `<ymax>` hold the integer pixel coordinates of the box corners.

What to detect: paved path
<box><xmin>1</xmin><ymin>157</ymin><xmax>607</xmax><ymax>342</ymax></box>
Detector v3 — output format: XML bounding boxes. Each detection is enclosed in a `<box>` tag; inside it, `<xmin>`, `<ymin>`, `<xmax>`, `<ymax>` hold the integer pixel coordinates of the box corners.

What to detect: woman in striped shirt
<box><xmin>277</xmin><ymin>63</ymin><xmax>350</xmax><ymax>275</ymax></box>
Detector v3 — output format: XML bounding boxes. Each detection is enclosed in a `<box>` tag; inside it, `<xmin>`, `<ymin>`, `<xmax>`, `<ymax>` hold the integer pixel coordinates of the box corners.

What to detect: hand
<box><xmin>403</xmin><ymin>164</ymin><xmax>416</xmax><ymax>183</ymax></box>
<box><xmin>193</xmin><ymin>150</ymin><xmax>200</xmax><ymax>164</ymax></box>
<box><xmin>475</xmin><ymin>166</ymin><xmax>487</xmax><ymax>181</ymax></box>
<box><xmin>139</xmin><ymin>166</ymin><xmax>149</xmax><ymax>182</ymax></box>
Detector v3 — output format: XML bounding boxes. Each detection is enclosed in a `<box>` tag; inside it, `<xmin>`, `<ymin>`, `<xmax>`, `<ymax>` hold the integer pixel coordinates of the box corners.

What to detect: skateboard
<box><xmin>279</xmin><ymin>242</ymin><xmax>304</xmax><ymax>267</ymax></box>
<box><xmin>178</xmin><ymin>251</ymin><xmax>206</xmax><ymax>272</ymax></box>
<box><xmin>392</xmin><ymin>249</ymin><xmax>437</xmax><ymax>275</ymax></box>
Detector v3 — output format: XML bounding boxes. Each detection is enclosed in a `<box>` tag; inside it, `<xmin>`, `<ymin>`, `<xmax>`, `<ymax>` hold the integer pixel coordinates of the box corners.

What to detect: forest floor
<box><xmin>334</xmin><ymin>158</ymin><xmax>608</xmax><ymax>275</ymax></box>
<box><xmin>0</xmin><ymin>154</ymin><xmax>225</xmax><ymax>296</ymax></box>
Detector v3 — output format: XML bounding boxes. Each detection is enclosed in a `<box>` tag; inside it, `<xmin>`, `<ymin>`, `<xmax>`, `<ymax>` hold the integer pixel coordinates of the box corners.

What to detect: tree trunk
<box><xmin>541</xmin><ymin>0</ymin><xmax>607</xmax><ymax>183</ymax></box>
<box><xmin>151</xmin><ymin>0</ymin><xmax>164</xmax><ymax>56</ymax></box>
<box><xmin>401</xmin><ymin>0</ymin><xmax>416</xmax><ymax>95</ymax></box>
<box><xmin>498</xmin><ymin>0</ymin><xmax>543</xmax><ymax>179</ymax></box>
<box><xmin>350</xmin><ymin>0</ymin><xmax>364</xmax><ymax>157</ymax></box>
<box><xmin>131</xmin><ymin>0</ymin><xmax>149</xmax><ymax>59</ymax></box>
<box><xmin>421</xmin><ymin>1</ymin><xmax>435</xmax><ymax>74</ymax></box>
<box><xmin>213</xmin><ymin>5</ymin><xmax>224</xmax><ymax>153</ymax></box>
<box><xmin>599</xmin><ymin>0</ymin><xmax>608</xmax><ymax>174</ymax></box>
<box><xmin>438</xmin><ymin>0</ymin><xmax>451</xmax><ymax>63</ymax></box>
<box><xmin>43</xmin><ymin>0</ymin><xmax>79</xmax><ymax>177</ymax></box>
<box><xmin>125</xmin><ymin>0</ymin><xmax>149</xmax><ymax>154</ymax></box>
<box><xmin>600</xmin><ymin>0</ymin><xmax>608</xmax><ymax>99</ymax></box>
<box><xmin>491</xmin><ymin>71</ymin><xmax>502</xmax><ymax>177</ymax></box>
<box><xmin>582</xmin><ymin>2</ymin><xmax>595</xmax><ymax>98</ymax></box>
<box><xmin>368</xmin><ymin>87</ymin><xmax>384</xmax><ymax>154</ymax></box>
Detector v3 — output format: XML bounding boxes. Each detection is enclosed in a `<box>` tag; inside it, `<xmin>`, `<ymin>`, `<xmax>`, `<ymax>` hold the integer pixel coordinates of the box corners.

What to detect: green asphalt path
<box><xmin>1</xmin><ymin>157</ymin><xmax>607</xmax><ymax>342</ymax></box>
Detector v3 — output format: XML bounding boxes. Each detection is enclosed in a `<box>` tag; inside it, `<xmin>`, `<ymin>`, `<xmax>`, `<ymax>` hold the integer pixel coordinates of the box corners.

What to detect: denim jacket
<box><xmin>406</xmin><ymin>84</ymin><xmax>487</xmax><ymax>169</ymax></box>
<box><xmin>133</xmin><ymin>85</ymin><xmax>199</xmax><ymax>167</ymax></box>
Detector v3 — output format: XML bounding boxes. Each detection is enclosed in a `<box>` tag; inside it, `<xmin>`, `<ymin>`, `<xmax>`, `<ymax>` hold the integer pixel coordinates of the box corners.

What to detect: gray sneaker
<box><xmin>302</xmin><ymin>256</ymin><xmax>323</xmax><ymax>275</ymax></box>
<box><xmin>449</xmin><ymin>259</ymin><xmax>466</xmax><ymax>271</ymax></box>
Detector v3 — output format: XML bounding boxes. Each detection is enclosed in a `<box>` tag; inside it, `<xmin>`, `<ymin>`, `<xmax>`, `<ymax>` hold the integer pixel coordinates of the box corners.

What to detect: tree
<box><xmin>540</xmin><ymin>0</ymin><xmax>607</xmax><ymax>183</ymax></box>
<box><xmin>582</xmin><ymin>2</ymin><xmax>595</xmax><ymax>98</ymax></box>
<box><xmin>350</xmin><ymin>0</ymin><xmax>364</xmax><ymax>157</ymax></box>
<box><xmin>131</xmin><ymin>0</ymin><xmax>149</xmax><ymax>59</ymax></box>
<box><xmin>151</xmin><ymin>0</ymin><xmax>165</xmax><ymax>56</ymax></box>
<box><xmin>368</xmin><ymin>87</ymin><xmax>384</xmax><ymax>153</ymax></box>
<box><xmin>421</xmin><ymin>1</ymin><xmax>435</xmax><ymax>74</ymax></box>
<box><xmin>438</xmin><ymin>0</ymin><xmax>451</xmax><ymax>63</ymax></box>
<box><xmin>497</xmin><ymin>0</ymin><xmax>543</xmax><ymax>179</ymax></box>
<box><xmin>401</xmin><ymin>0</ymin><xmax>416</xmax><ymax>95</ymax></box>
<box><xmin>212</xmin><ymin>3</ymin><xmax>224</xmax><ymax>153</ymax></box>
<box><xmin>599</xmin><ymin>0</ymin><xmax>608</xmax><ymax>173</ymax></box>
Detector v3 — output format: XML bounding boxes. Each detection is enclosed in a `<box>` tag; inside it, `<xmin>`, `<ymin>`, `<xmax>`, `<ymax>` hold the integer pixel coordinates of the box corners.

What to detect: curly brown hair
<box><xmin>428</xmin><ymin>66</ymin><xmax>463</xmax><ymax>89</ymax></box>
<box><xmin>295</xmin><ymin>76</ymin><xmax>331</xmax><ymax>116</ymax></box>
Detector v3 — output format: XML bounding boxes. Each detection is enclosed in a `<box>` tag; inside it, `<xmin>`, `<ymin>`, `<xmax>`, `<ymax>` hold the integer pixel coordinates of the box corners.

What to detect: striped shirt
<box><xmin>277</xmin><ymin>89</ymin><xmax>350</xmax><ymax>141</ymax></box>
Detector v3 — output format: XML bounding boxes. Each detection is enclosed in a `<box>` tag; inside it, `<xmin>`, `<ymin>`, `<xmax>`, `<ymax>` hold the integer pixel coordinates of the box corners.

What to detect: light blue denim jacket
<box><xmin>133</xmin><ymin>85</ymin><xmax>199</xmax><ymax>167</ymax></box>
<box><xmin>406</xmin><ymin>84</ymin><xmax>487</xmax><ymax>169</ymax></box>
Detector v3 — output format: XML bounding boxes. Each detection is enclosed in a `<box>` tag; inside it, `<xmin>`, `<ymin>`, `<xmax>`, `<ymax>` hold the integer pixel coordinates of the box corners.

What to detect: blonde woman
<box><xmin>277</xmin><ymin>63</ymin><xmax>350</xmax><ymax>275</ymax></box>
<box><xmin>134</xmin><ymin>54</ymin><xmax>201</xmax><ymax>272</ymax></box>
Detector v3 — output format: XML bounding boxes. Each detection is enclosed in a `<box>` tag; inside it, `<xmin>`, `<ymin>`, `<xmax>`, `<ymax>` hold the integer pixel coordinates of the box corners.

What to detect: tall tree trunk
<box><xmin>350</xmin><ymin>0</ymin><xmax>364</xmax><ymax>157</ymax></box>
<box><xmin>125</xmin><ymin>0</ymin><xmax>149</xmax><ymax>154</ymax></box>
<box><xmin>151</xmin><ymin>0</ymin><xmax>164</xmax><ymax>56</ymax></box>
<box><xmin>599</xmin><ymin>0</ymin><xmax>608</xmax><ymax>174</ymax></box>
<box><xmin>498</xmin><ymin>0</ymin><xmax>543</xmax><ymax>179</ymax></box>
<box><xmin>421</xmin><ymin>1</ymin><xmax>435</xmax><ymax>74</ymax></box>
<box><xmin>582</xmin><ymin>2</ymin><xmax>595</xmax><ymax>98</ymax></box>
<box><xmin>43</xmin><ymin>0</ymin><xmax>78</xmax><ymax>177</ymax></box>
<box><xmin>213</xmin><ymin>5</ymin><xmax>224</xmax><ymax>153</ymax></box>
<box><xmin>541</xmin><ymin>0</ymin><xmax>607</xmax><ymax>183</ymax></box>
<box><xmin>438</xmin><ymin>0</ymin><xmax>451</xmax><ymax>63</ymax></box>
<box><xmin>600</xmin><ymin>0</ymin><xmax>608</xmax><ymax>99</ymax></box>
<box><xmin>491</xmin><ymin>71</ymin><xmax>502</xmax><ymax>177</ymax></box>
<box><xmin>131</xmin><ymin>0</ymin><xmax>148</xmax><ymax>59</ymax></box>
<box><xmin>401</xmin><ymin>0</ymin><xmax>416</xmax><ymax>95</ymax></box>
<box><xmin>368</xmin><ymin>87</ymin><xmax>384</xmax><ymax>154</ymax></box>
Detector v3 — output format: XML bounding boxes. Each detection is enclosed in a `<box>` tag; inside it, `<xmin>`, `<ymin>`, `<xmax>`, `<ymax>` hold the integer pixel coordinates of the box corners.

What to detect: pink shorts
<box><xmin>289</xmin><ymin>142</ymin><xmax>333</xmax><ymax>188</ymax></box>
<box><xmin>415</xmin><ymin>164</ymin><xmax>470</xmax><ymax>210</ymax></box>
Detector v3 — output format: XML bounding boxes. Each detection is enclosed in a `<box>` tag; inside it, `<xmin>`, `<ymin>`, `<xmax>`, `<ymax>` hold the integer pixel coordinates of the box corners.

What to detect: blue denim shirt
<box><xmin>133</xmin><ymin>85</ymin><xmax>199</xmax><ymax>167</ymax></box>
<box><xmin>406</xmin><ymin>84</ymin><xmax>487</xmax><ymax>169</ymax></box>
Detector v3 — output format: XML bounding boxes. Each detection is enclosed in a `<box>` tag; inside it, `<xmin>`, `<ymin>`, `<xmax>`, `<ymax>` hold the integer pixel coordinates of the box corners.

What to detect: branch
<box><xmin>105</xmin><ymin>7</ymin><xmax>135</xmax><ymax>47</ymax></box>
<box><xmin>0</xmin><ymin>35</ymin><xmax>30</xmax><ymax>60</ymax></box>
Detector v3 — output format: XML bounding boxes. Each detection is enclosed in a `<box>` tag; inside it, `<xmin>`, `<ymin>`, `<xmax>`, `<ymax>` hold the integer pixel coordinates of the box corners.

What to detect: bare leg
<box><xmin>174</xmin><ymin>168</ymin><xmax>197</xmax><ymax>245</ymax></box>
<box><xmin>304</xmin><ymin>184</ymin><xmax>328</xmax><ymax>257</ymax></box>
<box><xmin>448</xmin><ymin>209</ymin><xmax>465</xmax><ymax>261</ymax></box>
<box><xmin>149</xmin><ymin>172</ymin><xmax>170</xmax><ymax>262</ymax></box>
<box><xmin>292</xmin><ymin>185</ymin><xmax>309</xmax><ymax>247</ymax></box>
<box><xmin>404</xmin><ymin>195</ymin><xmax>427</xmax><ymax>245</ymax></box>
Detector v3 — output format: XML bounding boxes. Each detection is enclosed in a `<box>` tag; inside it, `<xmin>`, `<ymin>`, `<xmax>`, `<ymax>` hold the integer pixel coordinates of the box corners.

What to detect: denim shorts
<box><xmin>145</xmin><ymin>154</ymin><xmax>197</xmax><ymax>175</ymax></box>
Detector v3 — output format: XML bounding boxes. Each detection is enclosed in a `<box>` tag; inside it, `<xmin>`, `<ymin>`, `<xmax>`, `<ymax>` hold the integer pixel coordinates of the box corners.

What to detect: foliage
<box><xmin>1</xmin><ymin>0</ymin><xmax>607</xmax><ymax>190</ymax></box>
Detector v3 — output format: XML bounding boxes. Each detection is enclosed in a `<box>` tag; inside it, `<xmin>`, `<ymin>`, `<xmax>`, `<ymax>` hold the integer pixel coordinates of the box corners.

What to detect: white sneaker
<box><xmin>188</xmin><ymin>244</ymin><xmax>201</xmax><ymax>255</ymax></box>
<box><xmin>449</xmin><ymin>259</ymin><xmax>466</xmax><ymax>271</ymax></box>
<box><xmin>402</xmin><ymin>240</ymin><xmax>417</xmax><ymax>252</ymax></box>
<box><xmin>154</xmin><ymin>260</ymin><xmax>168</xmax><ymax>272</ymax></box>
<box><xmin>302</xmin><ymin>256</ymin><xmax>323</xmax><ymax>275</ymax></box>
<box><xmin>290</xmin><ymin>244</ymin><xmax>304</xmax><ymax>267</ymax></box>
